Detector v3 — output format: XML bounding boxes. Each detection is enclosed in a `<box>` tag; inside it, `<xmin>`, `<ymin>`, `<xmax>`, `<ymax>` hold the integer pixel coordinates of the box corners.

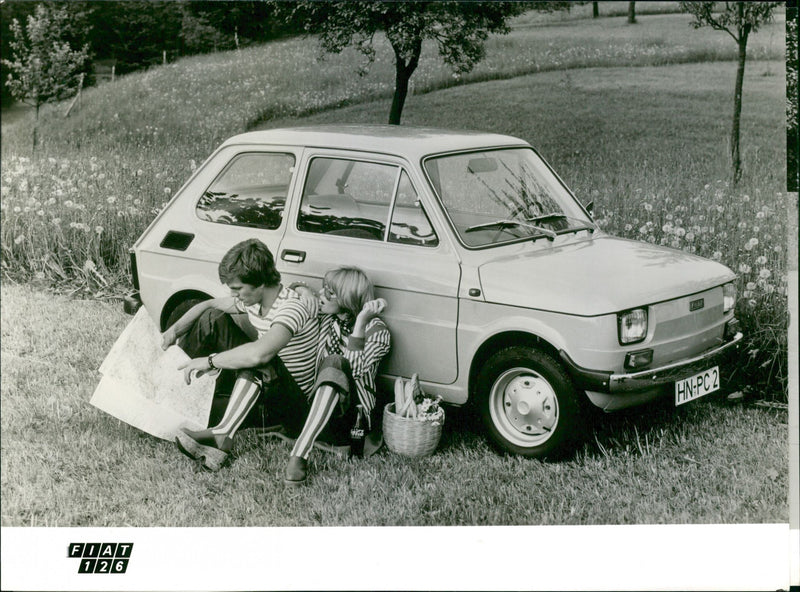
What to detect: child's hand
<box><xmin>357</xmin><ymin>298</ymin><xmax>387</xmax><ymax>322</ymax></box>
<box><xmin>295</xmin><ymin>285</ymin><xmax>318</xmax><ymax>311</ymax></box>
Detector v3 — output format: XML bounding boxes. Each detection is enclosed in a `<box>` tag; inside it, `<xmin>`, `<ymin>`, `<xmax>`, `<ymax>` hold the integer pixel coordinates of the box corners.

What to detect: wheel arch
<box><xmin>468</xmin><ymin>331</ymin><xmax>562</xmax><ymax>405</ymax></box>
<box><xmin>159</xmin><ymin>289</ymin><xmax>213</xmax><ymax>331</ymax></box>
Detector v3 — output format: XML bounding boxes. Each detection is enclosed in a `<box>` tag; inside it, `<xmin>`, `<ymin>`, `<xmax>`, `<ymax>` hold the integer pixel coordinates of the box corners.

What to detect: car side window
<box><xmin>297</xmin><ymin>158</ymin><xmax>394</xmax><ymax>241</ymax></box>
<box><xmin>196</xmin><ymin>152</ymin><xmax>295</xmax><ymax>230</ymax></box>
<box><xmin>298</xmin><ymin>157</ymin><xmax>438</xmax><ymax>247</ymax></box>
<box><xmin>388</xmin><ymin>171</ymin><xmax>439</xmax><ymax>247</ymax></box>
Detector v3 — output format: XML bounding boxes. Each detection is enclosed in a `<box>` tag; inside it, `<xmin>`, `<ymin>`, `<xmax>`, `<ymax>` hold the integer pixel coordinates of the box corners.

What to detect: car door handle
<box><xmin>281</xmin><ymin>249</ymin><xmax>306</xmax><ymax>263</ymax></box>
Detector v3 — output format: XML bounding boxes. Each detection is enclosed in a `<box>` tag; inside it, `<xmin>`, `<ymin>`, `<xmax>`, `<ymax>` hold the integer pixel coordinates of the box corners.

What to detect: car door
<box><xmin>277</xmin><ymin>151</ymin><xmax>461</xmax><ymax>384</ymax></box>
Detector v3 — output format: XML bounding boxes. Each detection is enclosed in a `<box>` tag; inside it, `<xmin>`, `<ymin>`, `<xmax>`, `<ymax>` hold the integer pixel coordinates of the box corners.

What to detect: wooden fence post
<box><xmin>111</xmin><ymin>65</ymin><xmax>115</xmax><ymax>83</ymax></box>
<box><xmin>64</xmin><ymin>73</ymin><xmax>85</xmax><ymax>118</ymax></box>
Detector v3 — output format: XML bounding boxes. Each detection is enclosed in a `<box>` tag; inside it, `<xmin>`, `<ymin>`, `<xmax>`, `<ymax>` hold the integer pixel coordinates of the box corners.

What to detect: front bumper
<box><xmin>560</xmin><ymin>331</ymin><xmax>743</xmax><ymax>395</ymax></box>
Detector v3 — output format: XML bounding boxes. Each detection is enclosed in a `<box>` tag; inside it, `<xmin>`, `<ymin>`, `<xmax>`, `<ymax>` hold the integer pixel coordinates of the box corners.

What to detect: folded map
<box><xmin>90</xmin><ymin>308</ymin><xmax>214</xmax><ymax>441</ymax></box>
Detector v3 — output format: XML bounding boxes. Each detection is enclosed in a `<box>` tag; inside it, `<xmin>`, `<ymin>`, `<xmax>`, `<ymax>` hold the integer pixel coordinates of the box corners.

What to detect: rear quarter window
<box><xmin>196</xmin><ymin>152</ymin><xmax>295</xmax><ymax>230</ymax></box>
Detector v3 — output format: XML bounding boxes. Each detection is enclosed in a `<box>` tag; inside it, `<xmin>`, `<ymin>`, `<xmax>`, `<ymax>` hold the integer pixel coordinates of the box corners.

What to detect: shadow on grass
<box><xmin>432</xmin><ymin>394</ymin><xmax>684</xmax><ymax>460</ymax></box>
<box><xmin>434</xmin><ymin>386</ymin><xmax>782</xmax><ymax>465</ymax></box>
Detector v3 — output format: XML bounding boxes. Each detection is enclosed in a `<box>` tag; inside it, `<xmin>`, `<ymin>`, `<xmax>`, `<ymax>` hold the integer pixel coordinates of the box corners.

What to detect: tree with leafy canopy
<box><xmin>2</xmin><ymin>3</ymin><xmax>90</xmax><ymax>151</ymax></box>
<box><xmin>679</xmin><ymin>1</ymin><xmax>778</xmax><ymax>185</ymax></box>
<box><xmin>279</xmin><ymin>1</ymin><xmax>568</xmax><ymax>124</ymax></box>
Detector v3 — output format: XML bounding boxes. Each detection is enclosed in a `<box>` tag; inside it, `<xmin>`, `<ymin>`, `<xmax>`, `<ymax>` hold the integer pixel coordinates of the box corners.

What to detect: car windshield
<box><xmin>424</xmin><ymin>147</ymin><xmax>593</xmax><ymax>247</ymax></box>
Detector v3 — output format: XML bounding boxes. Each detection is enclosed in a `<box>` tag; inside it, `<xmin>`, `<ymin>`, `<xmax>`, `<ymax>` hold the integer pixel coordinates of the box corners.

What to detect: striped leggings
<box><xmin>291</xmin><ymin>385</ymin><xmax>341</xmax><ymax>459</ymax></box>
<box><xmin>291</xmin><ymin>354</ymin><xmax>357</xmax><ymax>459</ymax></box>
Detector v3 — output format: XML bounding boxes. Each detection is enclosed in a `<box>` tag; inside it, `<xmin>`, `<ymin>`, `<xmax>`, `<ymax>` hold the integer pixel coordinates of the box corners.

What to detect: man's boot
<box><xmin>175</xmin><ymin>429</ymin><xmax>233</xmax><ymax>471</ymax></box>
<box><xmin>175</xmin><ymin>375</ymin><xmax>260</xmax><ymax>471</ymax></box>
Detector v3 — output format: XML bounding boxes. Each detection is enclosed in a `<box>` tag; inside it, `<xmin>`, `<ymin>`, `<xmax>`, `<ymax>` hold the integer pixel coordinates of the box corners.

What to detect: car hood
<box><xmin>477</xmin><ymin>235</ymin><xmax>735</xmax><ymax>316</ymax></box>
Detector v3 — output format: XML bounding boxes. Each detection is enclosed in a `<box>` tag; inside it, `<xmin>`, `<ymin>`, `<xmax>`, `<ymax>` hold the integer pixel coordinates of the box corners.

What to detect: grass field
<box><xmin>0</xmin><ymin>7</ymin><xmax>792</xmax><ymax>527</ymax></box>
<box><xmin>0</xmin><ymin>282</ymin><xmax>788</xmax><ymax>526</ymax></box>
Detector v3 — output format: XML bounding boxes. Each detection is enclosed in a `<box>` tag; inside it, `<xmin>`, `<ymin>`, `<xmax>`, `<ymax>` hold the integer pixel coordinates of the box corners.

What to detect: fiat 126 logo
<box><xmin>68</xmin><ymin>542</ymin><xmax>133</xmax><ymax>573</ymax></box>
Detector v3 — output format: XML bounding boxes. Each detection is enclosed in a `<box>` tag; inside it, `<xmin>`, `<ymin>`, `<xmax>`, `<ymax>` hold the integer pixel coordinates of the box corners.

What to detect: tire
<box><xmin>164</xmin><ymin>297</ymin><xmax>207</xmax><ymax>331</ymax></box>
<box><xmin>476</xmin><ymin>346</ymin><xmax>585</xmax><ymax>460</ymax></box>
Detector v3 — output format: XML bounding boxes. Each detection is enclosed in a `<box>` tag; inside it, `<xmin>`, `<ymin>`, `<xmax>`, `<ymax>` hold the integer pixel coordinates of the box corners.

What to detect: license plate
<box><xmin>675</xmin><ymin>366</ymin><xmax>720</xmax><ymax>405</ymax></box>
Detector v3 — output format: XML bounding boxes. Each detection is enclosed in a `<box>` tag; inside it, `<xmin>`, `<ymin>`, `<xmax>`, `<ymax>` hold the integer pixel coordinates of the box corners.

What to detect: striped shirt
<box><xmin>235</xmin><ymin>286</ymin><xmax>319</xmax><ymax>396</ymax></box>
<box><xmin>317</xmin><ymin>314</ymin><xmax>391</xmax><ymax>415</ymax></box>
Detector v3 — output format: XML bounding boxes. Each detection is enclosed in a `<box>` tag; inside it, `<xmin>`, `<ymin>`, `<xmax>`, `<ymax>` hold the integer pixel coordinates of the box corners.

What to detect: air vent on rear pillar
<box><xmin>159</xmin><ymin>231</ymin><xmax>195</xmax><ymax>251</ymax></box>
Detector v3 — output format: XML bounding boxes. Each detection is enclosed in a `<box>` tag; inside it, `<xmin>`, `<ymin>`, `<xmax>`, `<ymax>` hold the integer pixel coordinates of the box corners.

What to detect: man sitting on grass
<box><xmin>161</xmin><ymin>238</ymin><xmax>318</xmax><ymax>471</ymax></box>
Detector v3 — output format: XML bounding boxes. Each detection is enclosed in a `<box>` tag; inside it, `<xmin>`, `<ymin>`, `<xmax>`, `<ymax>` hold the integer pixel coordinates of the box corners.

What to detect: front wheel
<box><xmin>476</xmin><ymin>346</ymin><xmax>586</xmax><ymax>460</ymax></box>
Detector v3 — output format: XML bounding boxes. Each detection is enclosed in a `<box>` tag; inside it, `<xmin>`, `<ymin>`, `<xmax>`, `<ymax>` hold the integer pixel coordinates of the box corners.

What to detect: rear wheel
<box><xmin>164</xmin><ymin>297</ymin><xmax>207</xmax><ymax>330</ymax></box>
<box><xmin>476</xmin><ymin>346</ymin><xmax>586</xmax><ymax>459</ymax></box>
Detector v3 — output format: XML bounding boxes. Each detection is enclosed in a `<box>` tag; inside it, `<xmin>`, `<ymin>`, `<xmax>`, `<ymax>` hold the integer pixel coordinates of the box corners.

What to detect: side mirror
<box><xmin>585</xmin><ymin>200</ymin><xmax>594</xmax><ymax>217</ymax></box>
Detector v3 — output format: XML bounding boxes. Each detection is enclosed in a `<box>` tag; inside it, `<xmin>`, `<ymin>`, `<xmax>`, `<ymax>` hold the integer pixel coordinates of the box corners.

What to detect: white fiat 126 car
<box><xmin>125</xmin><ymin>125</ymin><xmax>742</xmax><ymax>459</ymax></box>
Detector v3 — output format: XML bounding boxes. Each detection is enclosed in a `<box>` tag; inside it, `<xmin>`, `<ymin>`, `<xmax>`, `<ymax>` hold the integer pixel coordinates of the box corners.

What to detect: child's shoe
<box><xmin>284</xmin><ymin>455</ymin><xmax>308</xmax><ymax>486</ymax></box>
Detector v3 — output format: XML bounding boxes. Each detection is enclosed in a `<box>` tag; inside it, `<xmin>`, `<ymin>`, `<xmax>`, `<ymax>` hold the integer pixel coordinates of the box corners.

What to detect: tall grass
<box><xmin>0</xmin><ymin>11</ymin><xmax>789</xmax><ymax>395</ymax></box>
<box><xmin>0</xmin><ymin>12</ymin><xmax>786</xmax><ymax>282</ymax></box>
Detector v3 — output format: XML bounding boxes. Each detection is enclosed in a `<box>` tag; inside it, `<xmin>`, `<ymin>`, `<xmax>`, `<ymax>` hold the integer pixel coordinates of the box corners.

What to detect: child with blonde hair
<box><xmin>286</xmin><ymin>266</ymin><xmax>390</xmax><ymax>485</ymax></box>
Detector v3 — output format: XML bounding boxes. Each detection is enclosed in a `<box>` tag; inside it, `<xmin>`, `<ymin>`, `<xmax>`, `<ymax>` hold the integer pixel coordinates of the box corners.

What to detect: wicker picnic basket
<box><xmin>383</xmin><ymin>402</ymin><xmax>443</xmax><ymax>458</ymax></box>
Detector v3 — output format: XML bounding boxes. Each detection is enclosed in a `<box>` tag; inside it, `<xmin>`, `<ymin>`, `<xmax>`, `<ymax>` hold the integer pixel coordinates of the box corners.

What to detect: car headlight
<box><xmin>723</xmin><ymin>282</ymin><xmax>736</xmax><ymax>314</ymax></box>
<box><xmin>618</xmin><ymin>308</ymin><xmax>648</xmax><ymax>345</ymax></box>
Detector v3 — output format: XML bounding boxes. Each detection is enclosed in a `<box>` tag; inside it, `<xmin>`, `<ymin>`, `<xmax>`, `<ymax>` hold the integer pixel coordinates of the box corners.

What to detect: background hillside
<box><xmin>0</xmin><ymin>7</ymin><xmax>790</xmax><ymax>396</ymax></box>
<box><xmin>0</xmin><ymin>1</ymin><xmax>702</xmax><ymax>106</ymax></box>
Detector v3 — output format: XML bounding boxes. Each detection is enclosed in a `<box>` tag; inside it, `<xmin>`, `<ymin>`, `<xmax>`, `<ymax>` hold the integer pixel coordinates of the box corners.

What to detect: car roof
<box><xmin>222</xmin><ymin>124</ymin><xmax>530</xmax><ymax>160</ymax></box>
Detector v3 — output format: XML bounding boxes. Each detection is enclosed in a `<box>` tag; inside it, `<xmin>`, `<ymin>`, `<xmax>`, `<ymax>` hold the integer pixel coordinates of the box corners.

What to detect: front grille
<box><xmin>649</xmin><ymin>287</ymin><xmax>725</xmax><ymax>364</ymax></box>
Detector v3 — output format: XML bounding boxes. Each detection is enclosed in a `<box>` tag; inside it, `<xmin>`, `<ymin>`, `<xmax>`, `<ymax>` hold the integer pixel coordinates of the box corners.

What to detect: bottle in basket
<box><xmin>349</xmin><ymin>404</ymin><xmax>367</xmax><ymax>458</ymax></box>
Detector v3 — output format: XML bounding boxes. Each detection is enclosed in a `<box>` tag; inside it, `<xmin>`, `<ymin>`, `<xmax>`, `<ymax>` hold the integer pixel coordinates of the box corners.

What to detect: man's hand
<box><xmin>161</xmin><ymin>327</ymin><xmax>178</xmax><ymax>350</ymax></box>
<box><xmin>178</xmin><ymin>357</ymin><xmax>217</xmax><ymax>385</ymax></box>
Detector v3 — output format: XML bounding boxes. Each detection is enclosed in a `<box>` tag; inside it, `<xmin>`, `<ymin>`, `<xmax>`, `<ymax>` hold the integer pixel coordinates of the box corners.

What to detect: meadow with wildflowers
<box><xmin>263</xmin><ymin>57</ymin><xmax>791</xmax><ymax>399</ymax></box>
<box><xmin>0</xmin><ymin>7</ymin><xmax>791</xmax><ymax>530</ymax></box>
<box><xmin>0</xmin><ymin>9</ymin><xmax>789</xmax><ymax>396</ymax></box>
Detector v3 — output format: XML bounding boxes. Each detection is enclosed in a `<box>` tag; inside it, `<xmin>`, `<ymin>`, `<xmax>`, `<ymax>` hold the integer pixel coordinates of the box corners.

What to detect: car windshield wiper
<box><xmin>463</xmin><ymin>219</ymin><xmax>557</xmax><ymax>241</ymax></box>
<box><xmin>525</xmin><ymin>212</ymin><xmax>597</xmax><ymax>234</ymax></box>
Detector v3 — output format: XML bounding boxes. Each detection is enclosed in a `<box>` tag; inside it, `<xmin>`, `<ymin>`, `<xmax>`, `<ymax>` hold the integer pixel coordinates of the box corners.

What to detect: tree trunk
<box><xmin>593</xmin><ymin>2</ymin><xmax>599</xmax><ymax>18</ymax></box>
<box><xmin>389</xmin><ymin>61</ymin><xmax>410</xmax><ymax>125</ymax></box>
<box><xmin>628</xmin><ymin>1</ymin><xmax>636</xmax><ymax>24</ymax></box>
<box><xmin>33</xmin><ymin>102</ymin><xmax>40</xmax><ymax>153</ymax></box>
<box><xmin>731</xmin><ymin>30</ymin><xmax>749</xmax><ymax>185</ymax></box>
<box><xmin>388</xmin><ymin>41</ymin><xmax>421</xmax><ymax>125</ymax></box>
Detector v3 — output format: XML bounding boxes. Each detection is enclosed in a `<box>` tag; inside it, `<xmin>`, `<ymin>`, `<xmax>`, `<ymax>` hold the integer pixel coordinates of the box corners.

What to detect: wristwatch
<box><xmin>207</xmin><ymin>353</ymin><xmax>218</xmax><ymax>369</ymax></box>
